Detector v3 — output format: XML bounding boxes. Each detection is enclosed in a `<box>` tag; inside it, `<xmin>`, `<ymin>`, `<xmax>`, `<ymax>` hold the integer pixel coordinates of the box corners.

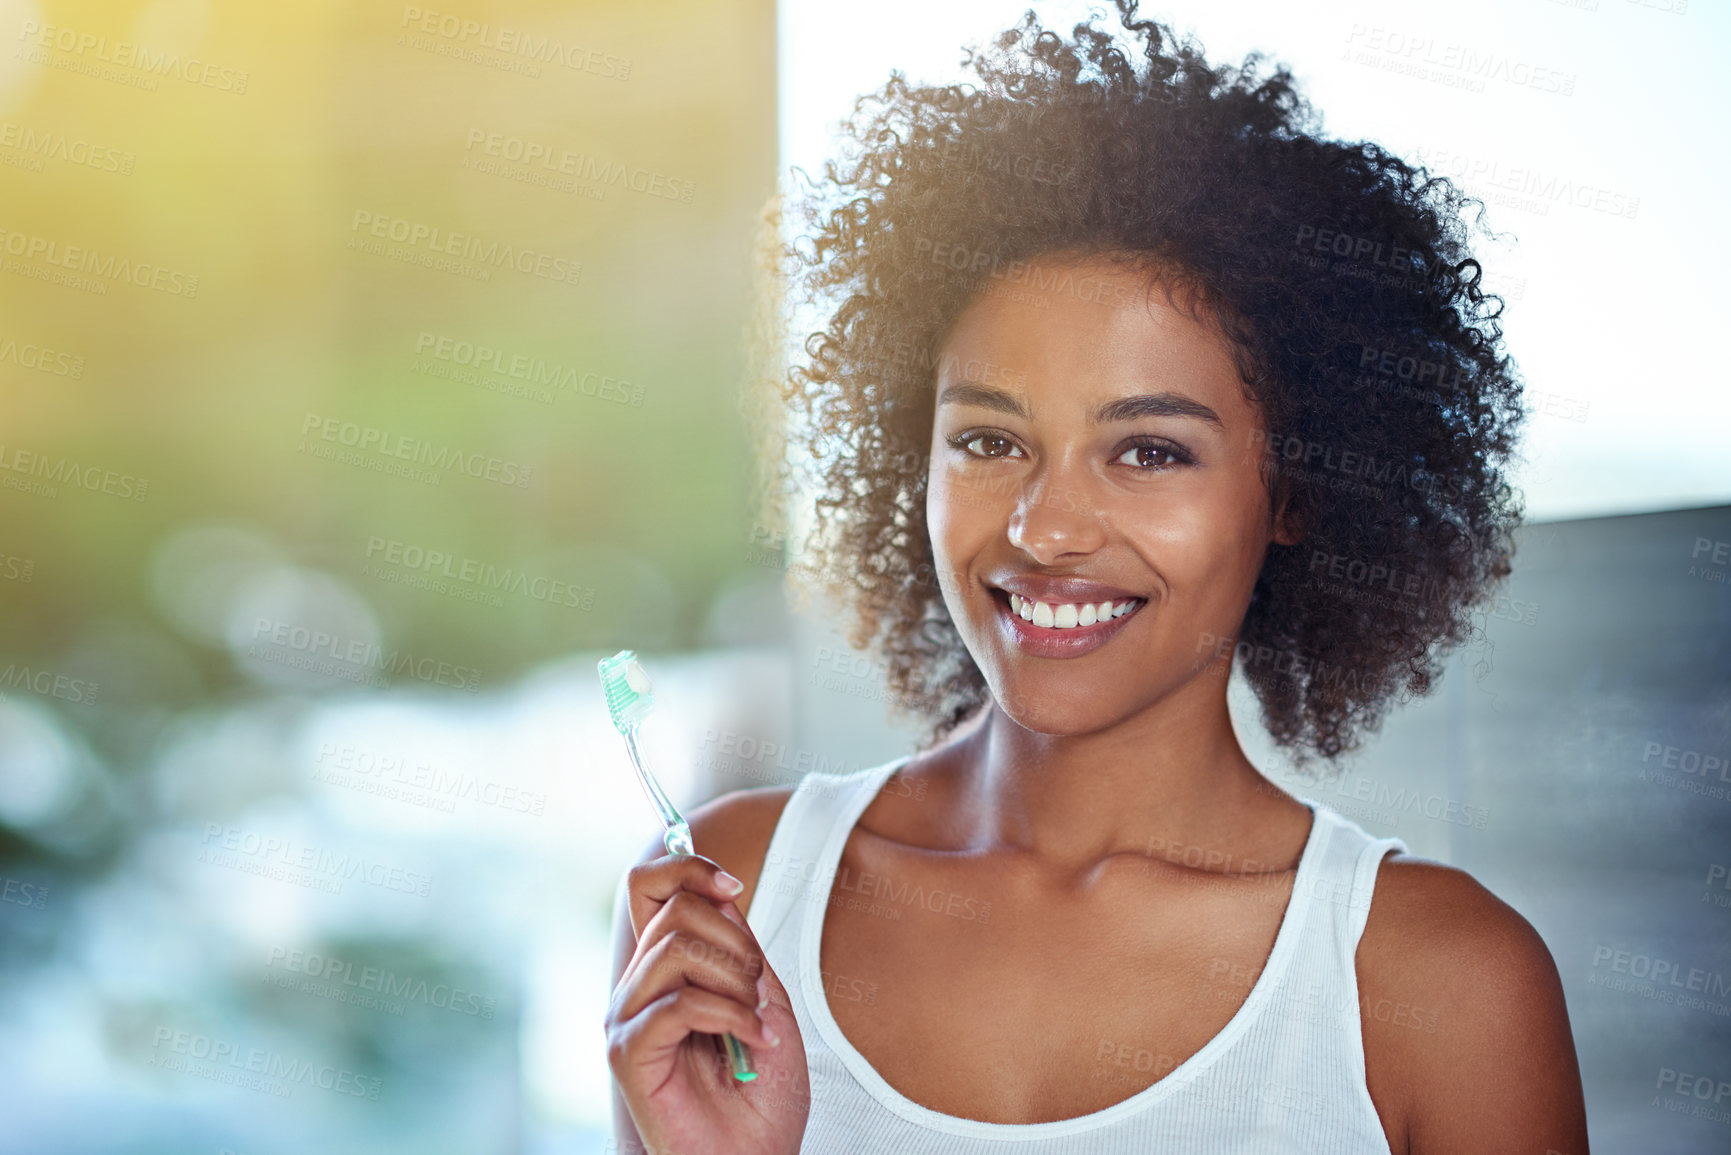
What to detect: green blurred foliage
<box><xmin>0</xmin><ymin>0</ymin><xmax>779</xmax><ymax>716</ymax></box>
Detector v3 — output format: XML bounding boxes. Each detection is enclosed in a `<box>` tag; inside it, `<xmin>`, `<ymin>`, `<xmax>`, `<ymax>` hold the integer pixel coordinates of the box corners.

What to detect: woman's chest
<box><xmin>813</xmin><ymin>840</ymin><xmax>1303</xmax><ymax>1124</ymax></box>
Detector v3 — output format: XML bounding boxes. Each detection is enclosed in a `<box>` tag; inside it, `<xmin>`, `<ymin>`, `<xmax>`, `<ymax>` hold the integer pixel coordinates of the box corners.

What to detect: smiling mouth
<box><xmin>996</xmin><ymin>589</ymin><xmax>1146</xmax><ymax>630</ymax></box>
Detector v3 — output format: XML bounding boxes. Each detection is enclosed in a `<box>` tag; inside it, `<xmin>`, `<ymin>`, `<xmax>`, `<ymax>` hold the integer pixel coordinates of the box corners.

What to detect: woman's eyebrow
<box><xmin>938</xmin><ymin>382</ymin><xmax>1223</xmax><ymax>428</ymax></box>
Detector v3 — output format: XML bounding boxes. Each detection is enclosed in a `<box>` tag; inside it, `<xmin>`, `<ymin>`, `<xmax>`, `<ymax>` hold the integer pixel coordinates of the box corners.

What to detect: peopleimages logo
<box><xmin>265</xmin><ymin>946</ymin><xmax>497</xmax><ymax>1019</ymax></box>
<box><xmin>462</xmin><ymin>129</ymin><xmax>696</xmax><ymax>203</ymax></box>
<box><xmin>1293</xmin><ymin>224</ymin><xmax>1451</xmax><ymax>278</ymax></box>
<box><xmin>398</xmin><ymin>6</ymin><xmax>632</xmax><ymax>80</ymax></box>
<box><xmin>1317</xmin><ymin>775</ymin><xmax>1489</xmax><ymax>830</ymax></box>
<box><xmin>0</xmin><ymin>443</ymin><xmax>148</xmax><ymax>501</ymax></box>
<box><xmin>363</xmin><ymin>535</ymin><xmax>596</xmax><ymax>610</ymax></box>
<box><xmin>298</xmin><ymin>413</ymin><xmax>533</xmax><ymax>489</ymax></box>
<box><xmin>148</xmin><ymin>1027</ymin><xmax>381</xmax><ymax>1100</ymax></box>
<box><xmin>0</xmin><ymin>223</ymin><xmax>198</xmax><ymax>296</ymax></box>
<box><xmin>247</xmin><ymin>617</ymin><xmax>482</xmax><ymax>692</ymax></box>
<box><xmin>349</xmin><ymin>210</ymin><xmax>580</xmax><ymax>286</ymax></box>
<box><xmin>0</xmin><ymin>334</ymin><xmax>84</xmax><ymax>377</ymax></box>
<box><xmin>17</xmin><ymin>20</ymin><xmax>251</xmax><ymax>93</ymax></box>
<box><xmin>0</xmin><ymin>120</ymin><xmax>134</xmax><ymax>175</ymax></box>
<box><xmin>1412</xmin><ymin>145</ymin><xmax>1640</xmax><ymax>221</ymax></box>
<box><xmin>0</xmin><ymin>662</ymin><xmax>98</xmax><ymax>705</ymax></box>
<box><xmin>413</xmin><ymin>331</ymin><xmax>645</xmax><ymax>406</ymax></box>
<box><xmin>1589</xmin><ymin>945</ymin><xmax>1731</xmax><ymax>1016</ymax></box>
<box><xmin>314</xmin><ymin>741</ymin><xmax>546</xmax><ymax>816</ymax></box>
<box><xmin>1247</xmin><ymin>430</ymin><xmax>1463</xmax><ymax>501</ymax></box>
<box><xmin>198</xmin><ymin>824</ymin><xmax>434</xmax><ymax>897</ymax></box>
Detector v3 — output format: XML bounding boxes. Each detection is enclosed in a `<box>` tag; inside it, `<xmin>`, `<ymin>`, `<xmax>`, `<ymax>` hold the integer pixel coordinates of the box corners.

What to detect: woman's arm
<box><xmin>1358</xmin><ymin>856</ymin><xmax>1590</xmax><ymax>1155</ymax></box>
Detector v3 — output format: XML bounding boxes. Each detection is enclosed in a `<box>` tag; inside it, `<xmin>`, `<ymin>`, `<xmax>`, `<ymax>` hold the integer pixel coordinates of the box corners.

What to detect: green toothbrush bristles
<box><xmin>598</xmin><ymin>650</ymin><xmax>655</xmax><ymax>733</ymax></box>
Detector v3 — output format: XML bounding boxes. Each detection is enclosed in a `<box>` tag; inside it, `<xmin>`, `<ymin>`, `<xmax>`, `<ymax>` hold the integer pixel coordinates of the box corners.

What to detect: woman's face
<box><xmin>925</xmin><ymin>251</ymin><xmax>1297</xmax><ymax>735</ymax></box>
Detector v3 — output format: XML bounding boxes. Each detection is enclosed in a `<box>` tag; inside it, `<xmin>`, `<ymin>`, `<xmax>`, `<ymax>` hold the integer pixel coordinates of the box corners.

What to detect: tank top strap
<box><xmin>747</xmin><ymin>754</ymin><xmax>912</xmax><ymax>953</ymax></box>
<box><xmin>1291</xmin><ymin>799</ymin><xmax>1409</xmax><ymax>972</ymax></box>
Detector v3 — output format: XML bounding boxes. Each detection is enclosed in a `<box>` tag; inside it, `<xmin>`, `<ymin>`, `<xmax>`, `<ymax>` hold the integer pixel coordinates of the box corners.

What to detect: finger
<box><xmin>625</xmin><ymin>853</ymin><xmax>747</xmax><ymax>939</ymax></box>
<box><xmin>626</xmin><ymin>886</ymin><xmax>764</xmax><ymax>985</ymax></box>
<box><xmin>754</xmin><ymin>950</ymin><xmax>795</xmax><ymax>1023</ymax></box>
<box><xmin>608</xmin><ymin>985</ymin><xmax>779</xmax><ymax>1086</ymax></box>
<box><xmin>615</xmin><ymin>922</ymin><xmax>765</xmax><ymax>1026</ymax></box>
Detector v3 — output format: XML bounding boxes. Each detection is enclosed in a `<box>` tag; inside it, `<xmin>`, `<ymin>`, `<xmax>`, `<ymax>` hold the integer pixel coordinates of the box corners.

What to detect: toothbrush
<box><xmin>598</xmin><ymin>649</ymin><xmax>757</xmax><ymax>1084</ymax></box>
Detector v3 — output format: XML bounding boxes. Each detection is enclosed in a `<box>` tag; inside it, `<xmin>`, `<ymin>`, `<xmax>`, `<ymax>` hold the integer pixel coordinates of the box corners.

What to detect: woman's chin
<box><xmin>985</xmin><ymin>682</ymin><xmax>1125</xmax><ymax>737</ymax></box>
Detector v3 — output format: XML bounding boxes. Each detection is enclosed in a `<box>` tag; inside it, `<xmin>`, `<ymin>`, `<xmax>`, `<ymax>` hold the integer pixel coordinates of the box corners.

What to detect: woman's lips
<box><xmin>991</xmin><ymin>588</ymin><xmax>1144</xmax><ymax>658</ymax></box>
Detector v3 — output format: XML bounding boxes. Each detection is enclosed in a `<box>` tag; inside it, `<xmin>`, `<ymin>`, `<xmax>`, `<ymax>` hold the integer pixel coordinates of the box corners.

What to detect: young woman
<box><xmin>606</xmin><ymin>3</ymin><xmax>1589</xmax><ymax>1151</ymax></box>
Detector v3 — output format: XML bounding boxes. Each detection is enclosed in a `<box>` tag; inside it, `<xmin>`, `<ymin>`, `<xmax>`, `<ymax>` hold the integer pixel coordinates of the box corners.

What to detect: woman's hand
<box><xmin>607</xmin><ymin>852</ymin><xmax>810</xmax><ymax>1155</ymax></box>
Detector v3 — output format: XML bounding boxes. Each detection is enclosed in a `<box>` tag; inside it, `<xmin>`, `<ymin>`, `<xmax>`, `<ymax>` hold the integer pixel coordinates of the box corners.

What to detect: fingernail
<box><xmin>716</xmin><ymin>870</ymin><xmax>743</xmax><ymax>895</ymax></box>
<box><xmin>762</xmin><ymin>1022</ymin><xmax>779</xmax><ymax>1046</ymax></box>
<box><xmin>757</xmin><ymin>973</ymin><xmax>769</xmax><ymax>1011</ymax></box>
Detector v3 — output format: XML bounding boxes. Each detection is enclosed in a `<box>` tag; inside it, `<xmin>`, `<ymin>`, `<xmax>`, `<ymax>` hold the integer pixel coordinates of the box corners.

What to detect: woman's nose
<box><xmin>1005</xmin><ymin>473</ymin><xmax>1106</xmax><ymax>565</ymax></box>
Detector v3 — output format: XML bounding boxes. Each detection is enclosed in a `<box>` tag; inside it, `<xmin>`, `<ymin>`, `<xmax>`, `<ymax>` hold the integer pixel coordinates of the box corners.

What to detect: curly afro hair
<box><xmin>768</xmin><ymin>0</ymin><xmax>1526</xmax><ymax>767</ymax></box>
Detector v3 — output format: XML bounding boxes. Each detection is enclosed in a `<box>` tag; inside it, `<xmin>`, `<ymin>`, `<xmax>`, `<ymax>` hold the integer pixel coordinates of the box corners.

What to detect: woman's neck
<box><xmin>930</xmin><ymin>681</ymin><xmax>1305</xmax><ymax>874</ymax></box>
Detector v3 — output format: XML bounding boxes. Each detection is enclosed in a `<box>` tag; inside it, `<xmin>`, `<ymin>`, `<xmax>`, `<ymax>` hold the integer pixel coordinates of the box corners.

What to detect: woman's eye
<box><xmin>1114</xmin><ymin>442</ymin><xmax>1185</xmax><ymax>469</ymax></box>
<box><xmin>955</xmin><ymin>433</ymin><xmax>1023</xmax><ymax>459</ymax></box>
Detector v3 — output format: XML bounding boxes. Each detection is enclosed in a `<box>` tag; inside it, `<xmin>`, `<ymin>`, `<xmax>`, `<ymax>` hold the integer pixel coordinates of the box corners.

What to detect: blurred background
<box><xmin>0</xmin><ymin>1</ymin><xmax>1724</xmax><ymax>1153</ymax></box>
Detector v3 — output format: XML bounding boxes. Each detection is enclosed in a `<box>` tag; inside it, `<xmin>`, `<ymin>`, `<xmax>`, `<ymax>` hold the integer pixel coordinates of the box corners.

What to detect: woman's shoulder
<box><xmin>684</xmin><ymin>754</ymin><xmax>925</xmax><ymax>919</ymax></box>
<box><xmin>1359</xmin><ymin>851</ymin><xmax>1563</xmax><ymax>1010</ymax></box>
<box><xmin>683</xmin><ymin>784</ymin><xmax>800</xmax><ymax>921</ymax></box>
<box><xmin>1356</xmin><ymin>852</ymin><xmax>1588</xmax><ymax>1153</ymax></box>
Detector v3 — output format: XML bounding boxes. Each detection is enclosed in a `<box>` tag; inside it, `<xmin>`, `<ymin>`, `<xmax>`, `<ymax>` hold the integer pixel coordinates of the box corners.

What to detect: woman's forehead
<box><xmin>934</xmin><ymin>260</ymin><xmax>1247</xmax><ymax>416</ymax></box>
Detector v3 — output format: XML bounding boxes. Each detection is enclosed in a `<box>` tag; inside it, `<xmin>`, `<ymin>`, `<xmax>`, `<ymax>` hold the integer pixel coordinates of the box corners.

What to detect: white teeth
<box><xmin>1007</xmin><ymin>592</ymin><xmax>1141</xmax><ymax>630</ymax></box>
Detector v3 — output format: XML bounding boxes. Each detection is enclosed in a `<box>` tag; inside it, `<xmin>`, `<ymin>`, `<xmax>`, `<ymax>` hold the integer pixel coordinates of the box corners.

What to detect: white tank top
<box><xmin>745</xmin><ymin>753</ymin><xmax>1409</xmax><ymax>1153</ymax></box>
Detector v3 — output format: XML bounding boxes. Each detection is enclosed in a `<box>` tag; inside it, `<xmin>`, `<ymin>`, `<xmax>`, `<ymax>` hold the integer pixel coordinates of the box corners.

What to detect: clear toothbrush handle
<box><xmin>621</xmin><ymin>726</ymin><xmax>756</xmax><ymax>1082</ymax></box>
<box><xmin>663</xmin><ymin>820</ymin><xmax>695</xmax><ymax>858</ymax></box>
<box><xmin>721</xmin><ymin>1032</ymin><xmax>756</xmax><ymax>1082</ymax></box>
<box><xmin>622</xmin><ymin>727</ymin><xmax>686</xmax><ymax>833</ymax></box>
